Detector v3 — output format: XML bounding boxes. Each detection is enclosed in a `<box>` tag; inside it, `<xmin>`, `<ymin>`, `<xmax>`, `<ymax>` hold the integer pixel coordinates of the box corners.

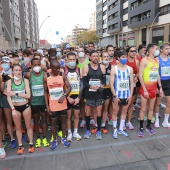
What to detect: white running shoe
<box><xmin>126</xmin><ymin>122</ymin><xmax>134</xmax><ymax>130</ymax></box>
<box><xmin>0</xmin><ymin>148</ymin><xmax>6</xmax><ymax>159</ymax></box>
<box><xmin>154</xmin><ymin>121</ymin><xmax>159</xmax><ymax>128</ymax></box>
<box><xmin>73</xmin><ymin>132</ymin><xmax>82</xmax><ymax>141</ymax></box>
<box><xmin>67</xmin><ymin>132</ymin><xmax>73</xmax><ymax>142</ymax></box>
<box><xmin>90</xmin><ymin>119</ymin><xmax>95</xmax><ymax>125</ymax></box>
<box><xmin>80</xmin><ymin>120</ymin><xmax>86</xmax><ymax>128</ymax></box>
<box><xmin>162</xmin><ymin>122</ymin><xmax>170</xmax><ymax>129</ymax></box>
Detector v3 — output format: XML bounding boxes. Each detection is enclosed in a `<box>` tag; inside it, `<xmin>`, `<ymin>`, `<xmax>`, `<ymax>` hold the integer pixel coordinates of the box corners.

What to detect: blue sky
<box><xmin>34</xmin><ymin>0</ymin><xmax>96</xmax><ymax>44</ymax></box>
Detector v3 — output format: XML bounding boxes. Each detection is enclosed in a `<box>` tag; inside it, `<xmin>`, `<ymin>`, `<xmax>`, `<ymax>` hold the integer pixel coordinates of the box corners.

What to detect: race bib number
<box><xmin>49</xmin><ymin>88</ymin><xmax>63</xmax><ymax>100</ymax></box>
<box><xmin>89</xmin><ymin>79</ymin><xmax>101</xmax><ymax>92</ymax></box>
<box><xmin>32</xmin><ymin>85</ymin><xmax>44</xmax><ymax>96</ymax></box>
<box><xmin>149</xmin><ymin>71</ymin><xmax>158</xmax><ymax>82</ymax></box>
<box><xmin>12</xmin><ymin>90</ymin><xmax>26</xmax><ymax>103</ymax></box>
<box><xmin>117</xmin><ymin>79</ymin><xmax>129</xmax><ymax>91</ymax></box>
<box><xmin>106</xmin><ymin>75</ymin><xmax>110</xmax><ymax>86</ymax></box>
<box><xmin>70</xmin><ymin>81</ymin><xmax>79</xmax><ymax>93</ymax></box>
<box><xmin>161</xmin><ymin>67</ymin><xmax>170</xmax><ymax>77</ymax></box>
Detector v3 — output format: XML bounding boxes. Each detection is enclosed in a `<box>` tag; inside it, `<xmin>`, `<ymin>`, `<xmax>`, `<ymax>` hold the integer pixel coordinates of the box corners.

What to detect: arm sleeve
<box><xmin>83</xmin><ymin>76</ymin><xmax>90</xmax><ymax>89</ymax></box>
<box><xmin>78</xmin><ymin>78</ymin><xmax>84</xmax><ymax>99</ymax></box>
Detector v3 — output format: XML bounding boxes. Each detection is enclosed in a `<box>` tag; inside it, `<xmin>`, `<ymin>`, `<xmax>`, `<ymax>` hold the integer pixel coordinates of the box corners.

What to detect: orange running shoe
<box><xmin>28</xmin><ymin>145</ymin><xmax>35</xmax><ymax>153</ymax></box>
<box><xmin>91</xmin><ymin>128</ymin><xmax>97</xmax><ymax>134</ymax></box>
<box><xmin>17</xmin><ymin>147</ymin><xmax>24</xmax><ymax>155</ymax></box>
<box><xmin>102</xmin><ymin>128</ymin><xmax>108</xmax><ymax>134</ymax></box>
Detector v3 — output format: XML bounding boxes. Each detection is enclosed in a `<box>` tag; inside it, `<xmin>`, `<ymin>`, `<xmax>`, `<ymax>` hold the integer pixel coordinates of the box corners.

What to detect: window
<box><xmin>131</xmin><ymin>0</ymin><xmax>151</xmax><ymax>10</ymax></box>
<box><xmin>130</xmin><ymin>10</ymin><xmax>151</xmax><ymax>23</ymax></box>
<box><xmin>123</xmin><ymin>8</ymin><xmax>128</xmax><ymax>15</ymax></box>
<box><xmin>103</xmin><ymin>1</ymin><xmax>107</xmax><ymax>7</ymax></box>
<box><xmin>159</xmin><ymin>5</ymin><xmax>170</xmax><ymax>16</ymax></box>
<box><xmin>108</xmin><ymin>23</ymin><xmax>118</xmax><ymax>30</ymax></box>
<box><xmin>103</xmin><ymin>28</ymin><xmax>107</xmax><ymax>33</ymax></box>
<box><xmin>103</xmin><ymin>10</ymin><xmax>107</xmax><ymax>16</ymax></box>
<box><xmin>108</xmin><ymin>0</ymin><xmax>118</xmax><ymax>11</ymax></box>
<box><xmin>108</xmin><ymin>12</ymin><xmax>118</xmax><ymax>21</ymax></box>
<box><xmin>103</xmin><ymin>19</ymin><xmax>107</xmax><ymax>25</ymax></box>
<box><xmin>123</xmin><ymin>20</ymin><xmax>128</xmax><ymax>27</ymax></box>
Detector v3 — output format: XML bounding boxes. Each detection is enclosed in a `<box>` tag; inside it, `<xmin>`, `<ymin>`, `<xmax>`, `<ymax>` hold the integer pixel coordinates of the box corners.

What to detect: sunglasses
<box><xmin>130</xmin><ymin>50</ymin><xmax>136</xmax><ymax>53</ymax></box>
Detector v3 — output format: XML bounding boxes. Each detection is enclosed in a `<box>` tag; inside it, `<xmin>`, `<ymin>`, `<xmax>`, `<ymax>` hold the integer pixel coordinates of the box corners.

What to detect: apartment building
<box><xmin>97</xmin><ymin>0</ymin><xmax>170</xmax><ymax>47</ymax></box>
<box><xmin>0</xmin><ymin>0</ymin><xmax>39</xmax><ymax>50</ymax></box>
<box><xmin>89</xmin><ymin>11</ymin><xmax>97</xmax><ymax>31</ymax></box>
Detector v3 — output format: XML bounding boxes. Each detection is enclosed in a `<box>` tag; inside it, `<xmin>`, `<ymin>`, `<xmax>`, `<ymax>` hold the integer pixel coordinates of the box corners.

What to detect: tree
<box><xmin>76</xmin><ymin>31</ymin><xmax>99</xmax><ymax>45</ymax></box>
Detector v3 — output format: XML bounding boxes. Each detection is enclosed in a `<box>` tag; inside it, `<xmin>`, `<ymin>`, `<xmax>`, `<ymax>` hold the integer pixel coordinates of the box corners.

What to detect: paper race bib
<box><xmin>161</xmin><ymin>67</ymin><xmax>170</xmax><ymax>77</ymax></box>
<box><xmin>32</xmin><ymin>85</ymin><xmax>44</xmax><ymax>96</ymax></box>
<box><xmin>149</xmin><ymin>71</ymin><xmax>158</xmax><ymax>82</ymax></box>
<box><xmin>49</xmin><ymin>87</ymin><xmax>63</xmax><ymax>100</ymax></box>
<box><xmin>70</xmin><ymin>81</ymin><xmax>79</xmax><ymax>93</ymax></box>
<box><xmin>89</xmin><ymin>79</ymin><xmax>101</xmax><ymax>92</ymax></box>
<box><xmin>117</xmin><ymin>79</ymin><xmax>129</xmax><ymax>91</ymax></box>
<box><xmin>12</xmin><ymin>90</ymin><xmax>26</xmax><ymax>103</ymax></box>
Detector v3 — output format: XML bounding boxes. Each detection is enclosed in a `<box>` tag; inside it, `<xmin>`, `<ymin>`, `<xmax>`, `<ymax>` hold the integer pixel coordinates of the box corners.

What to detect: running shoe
<box><xmin>28</xmin><ymin>145</ymin><xmax>35</xmax><ymax>153</ymax></box>
<box><xmin>134</xmin><ymin>104</ymin><xmax>141</xmax><ymax>109</ymax></box>
<box><xmin>90</xmin><ymin>119</ymin><xmax>95</xmax><ymax>125</ymax></box>
<box><xmin>50</xmin><ymin>140</ymin><xmax>58</xmax><ymax>150</ymax></box>
<box><xmin>126</xmin><ymin>122</ymin><xmax>134</xmax><ymax>130</ymax></box>
<box><xmin>101</xmin><ymin>122</ymin><xmax>105</xmax><ymax>128</ymax></box>
<box><xmin>159</xmin><ymin>103</ymin><xmax>164</xmax><ymax>109</ymax></box>
<box><xmin>0</xmin><ymin>148</ymin><xmax>6</xmax><ymax>159</ymax></box>
<box><xmin>50</xmin><ymin>135</ymin><xmax>53</xmax><ymax>143</ymax></box>
<box><xmin>91</xmin><ymin>127</ymin><xmax>97</xmax><ymax>134</ymax></box>
<box><xmin>138</xmin><ymin>128</ymin><xmax>144</xmax><ymax>138</ymax></box>
<box><xmin>80</xmin><ymin>120</ymin><xmax>86</xmax><ymax>128</ymax></box>
<box><xmin>11</xmin><ymin>139</ymin><xmax>16</xmax><ymax>149</ymax></box>
<box><xmin>57</xmin><ymin>131</ymin><xmax>63</xmax><ymax>138</ymax></box>
<box><xmin>146</xmin><ymin>127</ymin><xmax>155</xmax><ymax>135</ymax></box>
<box><xmin>73</xmin><ymin>132</ymin><xmax>82</xmax><ymax>141</ymax></box>
<box><xmin>84</xmin><ymin>130</ymin><xmax>91</xmax><ymax>139</ymax></box>
<box><xmin>108</xmin><ymin>120</ymin><xmax>113</xmax><ymax>125</ymax></box>
<box><xmin>96</xmin><ymin>131</ymin><xmax>102</xmax><ymax>140</ymax></box>
<box><xmin>112</xmin><ymin>129</ymin><xmax>118</xmax><ymax>139</ymax></box>
<box><xmin>67</xmin><ymin>132</ymin><xmax>73</xmax><ymax>142</ymax></box>
<box><xmin>131</xmin><ymin>114</ymin><xmax>135</xmax><ymax>119</ymax></box>
<box><xmin>154</xmin><ymin>121</ymin><xmax>160</xmax><ymax>128</ymax></box>
<box><xmin>151</xmin><ymin>117</ymin><xmax>155</xmax><ymax>124</ymax></box>
<box><xmin>61</xmin><ymin>138</ymin><xmax>70</xmax><ymax>147</ymax></box>
<box><xmin>106</xmin><ymin>116</ymin><xmax>109</xmax><ymax>122</ymax></box>
<box><xmin>2</xmin><ymin>139</ymin><xmax>7</xmax><ymax>148</ymax></box>
<box><xmin>102</xmin><ymin>127</ymin><xmax>108</xmax><ymax>134</ymax></box>
<box><xmin>118</xmin><ymin>129</ymin><xmax>128</xmax><ymax>137</ymax></box>
<box><xmin>35</xmin><ymin>138</ymin><xmax>41</xmax><ymax>148</ymax></box>
<box><xmin>42</xmin><ymin>138</ymin><xmax>49</xmax><ymax>147</ymax></box>
<box><xmin>162</xmin><ymin>122</ymin><xmax>170</xmax><ymax>129</ymax></box>
<box><xmin>123</xmin><ymin>125</ymin><xmax>126</xmax><ymax>131</ymax></box>
<box><xmin>17</xmin><ymin>146</ymin><xmax>24</xmax><ymax>155</ymax></box>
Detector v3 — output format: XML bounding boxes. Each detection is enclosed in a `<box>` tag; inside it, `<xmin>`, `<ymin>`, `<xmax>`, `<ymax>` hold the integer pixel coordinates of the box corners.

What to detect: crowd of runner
<box><xmin>0</xmin><ymin>42</ymin><xmax>170</xmax><ymax>159</ymax></box>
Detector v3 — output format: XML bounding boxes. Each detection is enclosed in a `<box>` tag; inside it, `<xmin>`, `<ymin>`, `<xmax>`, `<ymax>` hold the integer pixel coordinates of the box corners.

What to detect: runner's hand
<box><xmin>12</xmin><ymin>110</ymin><xmax>17</xmax><ymax>118</ymax></box>
<box><xmin>74</xmin><ymin>98</ymin><xmax>80</xmax><ymax>106</ymax></box>
<box><xmin>113</xmin><ymin>97</ymin><xmax>120</xmax><ymax>104</ymax></box>
<box><xmin>67</xmin><ymin>97</ymin><xmax>75</xmax><ymax>104</ymax></box>
<box><xmin>159</xmin><ymin>88</ymin><xmax>163</xmax><ymax>97</ymax></box>
<box><xmin>58</xmin><ymin>96</ymin><xmax>65</xmax><ymax>103</ymax></box>
<box><xmin>126</xmin><ymin>95</ymin><xmax>132</xmax><ymax>104</ymax></box>
<box><xmin>144</xmin><ymin>91</ymin><xmax>149</xmax><ymax>99</ymax></box>
<box><xmin>6</xmin><ymin>91</ymin><xmax>16</xmax><ymax>96</ymax></box>
<box><xmin>47</xmin><ymin>107</ymin><xmax>52</xmax><ymax>116</ymax></box>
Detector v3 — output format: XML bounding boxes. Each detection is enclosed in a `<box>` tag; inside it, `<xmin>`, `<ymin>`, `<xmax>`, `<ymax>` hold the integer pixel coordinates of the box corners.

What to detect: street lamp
<box><xmin>147</xmin><ymin>12</ymin><xmax>160</xmax><ymax>45</ymax></box>
<box><xmin>44</xmin><ymin>29</ymin><xmax>51</xmax><ymax>40</ymax></box>
<box><xmin>39</xmin><ymin>16</ymin><xmax>51</xmax><ymax>32</ymax></box>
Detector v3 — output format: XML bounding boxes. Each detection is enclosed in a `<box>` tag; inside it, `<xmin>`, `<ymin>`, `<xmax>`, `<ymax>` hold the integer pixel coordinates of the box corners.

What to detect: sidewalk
<box><xmin>0</xmin><ymin>105</ymin><xmax>170</xmax><ymax>170</ymax></box>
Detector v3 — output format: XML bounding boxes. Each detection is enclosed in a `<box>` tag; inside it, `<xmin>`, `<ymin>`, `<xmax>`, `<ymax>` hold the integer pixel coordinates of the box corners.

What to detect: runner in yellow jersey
<box><xmin>138</xmin><ymin>43</ymin><xmax>163</xmax><ymax>137</ymax></box>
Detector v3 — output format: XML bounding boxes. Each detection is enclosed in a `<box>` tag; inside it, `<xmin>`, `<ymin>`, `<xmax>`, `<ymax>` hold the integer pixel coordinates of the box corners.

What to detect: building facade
<box><xmin>97</xmin><ymin>0</ymin><xmax>170</xmax><ymax>47</ymax></box>
<box><xmin>72</xmin><ymin>26</ymin><xmax>88</xmax><ymax>45</ymax></box>
<box><xmin>89</xmin><ymin>11</ymin><xmax>97</xmax><ymax>31</ymax></box>
<box><xmin>0</xmin><ymin>0</ymin><xmax>39</xmax><ymax>50</ymax></box>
